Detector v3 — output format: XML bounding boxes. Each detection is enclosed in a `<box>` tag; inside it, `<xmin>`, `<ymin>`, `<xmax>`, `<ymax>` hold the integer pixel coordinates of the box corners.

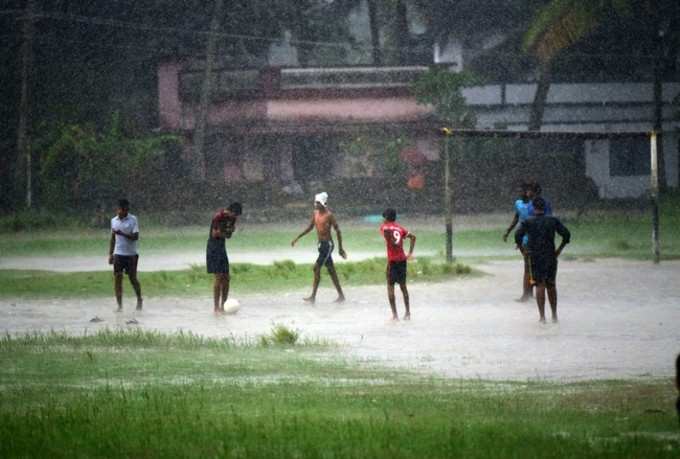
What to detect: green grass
<box><xmin>0</xmin><ymin>224</ymin><xmax>454</xmax><ymax>256</ymax></box>
<box><xmin>0</xmin><ymin>330</ymin><xmax>677</xmax><ymax>458</ymax></box>
<box><xmin>2</xmin><ymin>197</ymin><xmax>680</xmax><ymax>260</ymax></box>
<box><xmin>0</xmin><ymin>257</ymin><xmax>474</xmax><ymax>298</ymax></box>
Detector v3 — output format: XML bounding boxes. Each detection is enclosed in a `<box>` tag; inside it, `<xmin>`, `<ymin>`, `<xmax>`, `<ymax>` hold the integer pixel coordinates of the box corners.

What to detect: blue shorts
<box><xmin>316</xmin><ymin>240</ymin><xmax>334</xmax><ymax>267</ymax></box>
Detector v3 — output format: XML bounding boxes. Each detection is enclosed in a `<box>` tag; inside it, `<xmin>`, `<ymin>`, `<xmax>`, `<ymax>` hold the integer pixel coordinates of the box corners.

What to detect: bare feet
<box><xmin>303</xmin><ymin>296</ymin><xmax>316</xmax><ymax>304</ymax></box>
<box><xmin>116</xmin><ymin>305</ymin><xmax>123</xmax><ymax>312</ymax></box>
<box><xmin>551</xmin><ymin>315</ymin><xmax>559</xmax><ymax>323</ymax></box>
<box><xmin>333</xmin><ymin>296</ymin><xmax>346</xmax><ymax>304</ymax></box>
<box><xmin>539</xmin><ymin>316</ymin><xmax>547</xmax><ymax>324</ymax></box>
<box><xmin>515</xmin><ymin>295</ymin><xmax>532</xmax><ymax>303</ymax></box>
<box><xmin>391</xmin><ymin>315</ymin><xmax>399</xmax><ymax>321</ymax></box>
<box><xmin>136</xmin><ymin>298</ymin><xmax>143</xmax><ymax>311</ymax></box>
<box><xmin>403</xmin><ymin>313</ymin><xmax>411</xmax><ymax>321</ymax></box>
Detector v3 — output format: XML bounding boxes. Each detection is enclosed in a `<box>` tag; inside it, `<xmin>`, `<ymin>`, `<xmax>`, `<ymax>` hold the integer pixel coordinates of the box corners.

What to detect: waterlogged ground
<box><xmin>2</xmin><ymin>258</ymin><xmax>678</xmax><ymax>381</ymax></box>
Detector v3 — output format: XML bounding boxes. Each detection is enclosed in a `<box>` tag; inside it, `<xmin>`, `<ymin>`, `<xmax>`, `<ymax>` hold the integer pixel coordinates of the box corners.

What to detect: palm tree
<box><xmin>523</xmin><ymin>0</ymin><xmax>680</xmax><ymax>188</ymax></box>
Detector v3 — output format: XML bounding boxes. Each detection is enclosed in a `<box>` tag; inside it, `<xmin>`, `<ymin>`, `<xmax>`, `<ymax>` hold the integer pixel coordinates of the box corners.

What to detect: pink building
<box><xmin>157</xmin><ymin>62</ymin><xmax>439</xmax><ymax>192</ymax></box>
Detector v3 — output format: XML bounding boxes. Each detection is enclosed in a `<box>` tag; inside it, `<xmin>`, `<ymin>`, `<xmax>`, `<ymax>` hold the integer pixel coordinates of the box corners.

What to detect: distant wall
<box><xmin>157</xmin><ymin>62</ymin><xmax>680</xmax><ymax>199</ymax></box>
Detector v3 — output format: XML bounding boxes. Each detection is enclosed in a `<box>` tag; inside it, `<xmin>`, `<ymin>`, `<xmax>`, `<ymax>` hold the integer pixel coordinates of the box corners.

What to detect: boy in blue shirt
<box><xmin>503</xmin><ymin>181</ymin><xmax>532</xmax><ymax>302</ymax></box>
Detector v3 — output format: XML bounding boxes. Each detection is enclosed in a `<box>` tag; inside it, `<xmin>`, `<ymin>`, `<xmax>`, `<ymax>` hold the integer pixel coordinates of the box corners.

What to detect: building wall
<box><xmin>466</xmin><ymin>82</ymin><xmax>680</xmax><ymax>197</ymax></box>
<box><xmin>157</xmin><ymin>61</ymin><xmax>680</xmax><ymax>198</ymax></box>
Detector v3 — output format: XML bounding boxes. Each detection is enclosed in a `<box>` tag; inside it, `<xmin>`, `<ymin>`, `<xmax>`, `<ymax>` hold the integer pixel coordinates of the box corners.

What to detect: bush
<box><xmin>260</xmin><ymin>324</ymin><xmax>300</xmax><ymax>346</ymax></box>
<box><xmin>0</xmin><ymin>210</ymin><xmax>59</xmax><ymax>232</ymax></box>
<box><xmin>39</xmin><ymin>114</ymin><xmax>181</xmax><ymax>212</ymax></box>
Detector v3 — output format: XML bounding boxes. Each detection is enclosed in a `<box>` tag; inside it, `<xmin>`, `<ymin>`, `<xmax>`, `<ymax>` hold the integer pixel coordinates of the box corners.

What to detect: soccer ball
<box><xmin>223</xmin><ymin>298</ymin><xmax>240</xmax><ymax>315</ymax></box>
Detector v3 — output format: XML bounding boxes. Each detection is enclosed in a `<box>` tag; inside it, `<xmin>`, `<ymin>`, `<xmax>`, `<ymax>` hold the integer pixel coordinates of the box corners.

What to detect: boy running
<box><xmin>380</xmin><ymin>208</ymin><xmax>416</xmax><ymax>321</ymax></box>
<box><xmin>108</xmin><ymin>199</ymin><xmax>142</xmax><ymax>311</ymax></box>
<box><xmin>514</xmin><ymin>197</ymin><xmax>570</xmax><ymax>323</ymax></box>
<box><xmin>291</xmin><ymin>192</ymin><xmax>346</xmax><ymax>304</ymax></box>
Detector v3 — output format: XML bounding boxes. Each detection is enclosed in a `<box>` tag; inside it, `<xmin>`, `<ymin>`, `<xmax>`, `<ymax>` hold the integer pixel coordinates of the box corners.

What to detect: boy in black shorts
<box><xmin>291</xmin><ymin>192</ymin><xmax>347</xmax><ymax>304</ymax></box>
<box><xmin>515</xmin><ymin>197</ymin><xmax>570</xmax><ymax>323</ymax></box>
<box><xmin>108</xmin><ymin>199</ymin><xmax>142</xmax><ymax>311</ymax></box>
<box><xmin>208</xmin><ymin>202</ymin><xmax>242</xmax><ymax>313</ymax></box>
<box><xmin>380</xmin><ymin>208</ymin><xmax>416</xmax><ymax>320</ymax></box>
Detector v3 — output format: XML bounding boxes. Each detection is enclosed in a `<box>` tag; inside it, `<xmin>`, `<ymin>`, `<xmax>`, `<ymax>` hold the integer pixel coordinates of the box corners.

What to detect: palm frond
<box><xmin>523</xmin><ymin>0</ymin><xmax>601</xmax><ymax>61</ymax></box>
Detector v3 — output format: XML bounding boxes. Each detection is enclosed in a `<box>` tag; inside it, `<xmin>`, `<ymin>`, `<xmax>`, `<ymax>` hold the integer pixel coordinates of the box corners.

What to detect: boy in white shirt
<box><xmin>108</xmin><ymin>199</ymin><xmax>142</xmax><ymax>311</ymax></box>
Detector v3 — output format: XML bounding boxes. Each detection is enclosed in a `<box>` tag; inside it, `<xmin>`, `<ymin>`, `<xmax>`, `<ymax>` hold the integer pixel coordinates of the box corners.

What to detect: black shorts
<box><xmin>530</xmin><ymin>254</ymin><xmax>557</xmax><ymax>285</ymax></box>
<box><xmin>316</xmin><ymin>240</ymin><xmax>334</xmax><ymax>267</ymax></box>
<box><xmin>206</xmin><ymin>238</ymin><xmax>230</xmax><ymax>274</ymax></box>
<box><xmin>387</xmin><ymin>260</ymin><xmax>407</xmax><ymax>285</ymax></box>
<box><xmin>113</xmin><ymin>254</ymin><xmax>139</xmax><ymax>275</ymax></box>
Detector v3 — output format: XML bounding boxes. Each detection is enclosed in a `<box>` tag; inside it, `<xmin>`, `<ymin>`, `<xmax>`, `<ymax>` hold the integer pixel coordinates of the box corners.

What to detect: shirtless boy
<box><xmin>291</xmin><ymin>192</ymin><xmax>346</xmax><ymax>304</ymax></box>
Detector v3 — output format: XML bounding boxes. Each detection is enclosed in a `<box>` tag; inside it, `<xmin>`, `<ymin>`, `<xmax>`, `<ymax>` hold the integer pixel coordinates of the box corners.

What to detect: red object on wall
<box><xmin>407</xmin><ymin>173</ymin><xmax>425</xmax><ymax>190</ymax></box>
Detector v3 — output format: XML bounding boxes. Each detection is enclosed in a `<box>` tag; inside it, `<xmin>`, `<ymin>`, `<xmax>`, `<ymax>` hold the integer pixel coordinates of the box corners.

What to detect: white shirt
<box><xmin>111</xmin><ymin>214</ymin><xmax>139</xmax><ymax>256</ymax></box>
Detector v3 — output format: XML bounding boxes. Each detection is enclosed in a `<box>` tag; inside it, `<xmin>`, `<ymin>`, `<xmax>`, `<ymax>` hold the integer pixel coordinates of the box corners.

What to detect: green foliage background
<box><xmin>39</xmin><ymin>114</ymin><xmax>181</xmax><ymax>211</ymax></box>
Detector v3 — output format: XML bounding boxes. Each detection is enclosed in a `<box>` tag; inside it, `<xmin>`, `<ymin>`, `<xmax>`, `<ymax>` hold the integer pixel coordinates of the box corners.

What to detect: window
<box><xmin>609</xmin><ymin>138</ymin><xmax>650</xmax><ymax>176</ymax></box>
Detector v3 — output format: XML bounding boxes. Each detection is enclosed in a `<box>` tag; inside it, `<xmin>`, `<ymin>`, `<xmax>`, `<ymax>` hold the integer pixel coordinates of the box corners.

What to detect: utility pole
<box><xmin>193</xmin><ymin>0</ymin><xmax>224</xmax><ymax>181</ymax></box>
<box><xmin>16</xmin><ymin>0</ymin><xmax>36</xmax><ymax>208</ymax></box>
<box><xmin>650</xmin><ymin>131</ymin><xmax>661</xmax><ymax>264</ymax></box>
<box><xmin>652</xmin><ymin>23</ymin><xmax>666</xmax><ymax>192</ymax></box>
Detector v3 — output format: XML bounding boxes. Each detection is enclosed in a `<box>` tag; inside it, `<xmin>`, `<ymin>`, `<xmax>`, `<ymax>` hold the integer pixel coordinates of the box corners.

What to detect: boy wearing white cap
<box><xmin>291</xmin><ymin>192</ymin><xmax>347</xmax><ymax>304</ymax></box>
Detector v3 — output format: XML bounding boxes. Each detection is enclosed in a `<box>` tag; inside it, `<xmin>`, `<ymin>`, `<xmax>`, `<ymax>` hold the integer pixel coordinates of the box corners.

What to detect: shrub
<box><xmin>260</xmin><ymin>324</ymin><xmax>299</xmax><ymax>346</ymax></box>
<box><xmin>0</xmin><ymin>209</ymin><xmax>58</xmax><ymax>232</ymax></box>
<box><xmin>39</xmin><ymin>113</ymin><xmax>181</xmax><ymax>212</ymax></box>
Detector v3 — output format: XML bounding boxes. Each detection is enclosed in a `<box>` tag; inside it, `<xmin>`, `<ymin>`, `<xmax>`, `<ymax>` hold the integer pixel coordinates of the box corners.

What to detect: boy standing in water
<box><xmin>108</xmin><ymin>199</ymin><xmax>142</xmax><ymax>311</ymax></box>
<box><xmin>291</xmin><ymin>192</ymin><xmax>346</xmax><ymax>304</ymax></box>
<box><xmin>503</xmin><ymin>181</ymin><xmax>533</xmax><ymax>302</ymax></box>
<box><xmin>514</xmin><ymin>197</ymin><xmax>570</xmax><ymax>323</ymax></box>
<box><xmin>380</xmin><ymin>208</ymin><xmax>416</xmax><ymax>321</ymax></box>
<box><xmin>207</xmin><ymin>202</ymin><xmax>242</xmax><ymax>313</ymax></box>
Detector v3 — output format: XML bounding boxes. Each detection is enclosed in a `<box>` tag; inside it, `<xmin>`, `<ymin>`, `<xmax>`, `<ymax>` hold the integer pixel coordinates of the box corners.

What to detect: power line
<box><xmin>29</xmin><ymin>10</ymin><xmax>357</xmax><ymax>50</ymax></box>
<box><xmin>1</xmin><ymin>8</ymin><xmax>669</xmax><ymax>69</ymax></box>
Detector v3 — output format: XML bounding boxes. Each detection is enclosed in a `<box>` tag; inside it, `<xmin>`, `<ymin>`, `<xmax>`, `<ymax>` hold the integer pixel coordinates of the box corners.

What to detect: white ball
<box><xmin>223</xmin><ymin>298</ymin><xmax>240</xmax><ymax>315</ymax></box>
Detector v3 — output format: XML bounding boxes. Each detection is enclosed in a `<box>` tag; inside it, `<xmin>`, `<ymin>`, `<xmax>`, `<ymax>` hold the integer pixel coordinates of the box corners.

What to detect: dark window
<box><xmin>609</xmin><ymin>138</ymin><xmax>650</xmax><ymax>176</ymax></box>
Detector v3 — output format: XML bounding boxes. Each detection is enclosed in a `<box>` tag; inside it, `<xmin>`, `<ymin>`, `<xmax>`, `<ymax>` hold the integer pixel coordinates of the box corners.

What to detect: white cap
<box><xmin>314</xmin><ymin>192</ymin><xmax>328</xmax><ymax>207</ymax></box>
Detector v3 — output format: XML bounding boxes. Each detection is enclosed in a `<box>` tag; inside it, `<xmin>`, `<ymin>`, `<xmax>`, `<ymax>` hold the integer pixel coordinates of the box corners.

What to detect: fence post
<box><xmin>443</xmin><ymin>134</ymin><xmax>454</xmax><ymax>263</ymax></box>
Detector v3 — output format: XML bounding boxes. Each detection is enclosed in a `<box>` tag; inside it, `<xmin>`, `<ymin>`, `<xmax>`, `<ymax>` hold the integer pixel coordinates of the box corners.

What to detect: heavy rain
<box><xmin>1</xmin><ymin>1</ymin><xmax>680</xmax><ymax>456</ymax></box>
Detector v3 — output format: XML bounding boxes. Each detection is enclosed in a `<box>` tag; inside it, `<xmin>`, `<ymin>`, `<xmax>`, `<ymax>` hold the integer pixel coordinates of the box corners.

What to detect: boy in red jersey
<box><xmin>380</xmin><ymin>208</ymin><xmax>416</xmax><ymax>321</ymax></box>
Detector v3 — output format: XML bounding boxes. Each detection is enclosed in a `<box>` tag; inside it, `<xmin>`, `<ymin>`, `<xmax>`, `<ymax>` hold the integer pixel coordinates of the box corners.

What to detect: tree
<box><xmin>412</xmin><ymin>66</ymin><xmax>477</xmax><ymax>126</ymax></box>
<box><xmin>523</xmin><ymin>0</ymin><xmax>680</xmax><ymax>189</ymax></box>
<box><xmin>40</xmin><ymin>114</ymin><xmax>179</xmax><ymax>211</ymax></box>
<box><xmin>412</xmin><ymin>66</ymin><xmax>477</xmax><ymax>262</ymax></box>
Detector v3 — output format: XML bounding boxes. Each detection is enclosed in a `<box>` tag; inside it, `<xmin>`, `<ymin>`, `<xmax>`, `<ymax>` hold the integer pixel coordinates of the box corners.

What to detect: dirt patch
<box><xmin>1</xmin><ymin>259</ymin><xmax>678</xmax><ymax>381</ymax></box>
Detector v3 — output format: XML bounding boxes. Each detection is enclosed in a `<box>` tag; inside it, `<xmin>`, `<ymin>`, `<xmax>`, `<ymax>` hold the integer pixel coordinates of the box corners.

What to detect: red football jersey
<box><xmin>380</xmin><ymin>222</ymin><xmax>409</xmax><ymax>262</ymax></box>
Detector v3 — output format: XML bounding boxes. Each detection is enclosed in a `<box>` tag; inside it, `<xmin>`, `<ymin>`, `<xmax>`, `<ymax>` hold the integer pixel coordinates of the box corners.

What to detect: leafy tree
<box><xmin>523</xmin><ymin>0</ymin><xmax>680</xmax><ymax>190</ymax></box>
<box><xmin>412</xmin><ymin>66</ymin><xmax>477</xmax><ymax>126</ymax></box>
<box><xmin>523</xmin><ymin>0</ymin><xmax>680</xmax><ymax>128</ymax></box>
<box><xmin>40</xmin><ymin>113</ymin><xmax>180</xmax><ymax>211</ymax></box>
